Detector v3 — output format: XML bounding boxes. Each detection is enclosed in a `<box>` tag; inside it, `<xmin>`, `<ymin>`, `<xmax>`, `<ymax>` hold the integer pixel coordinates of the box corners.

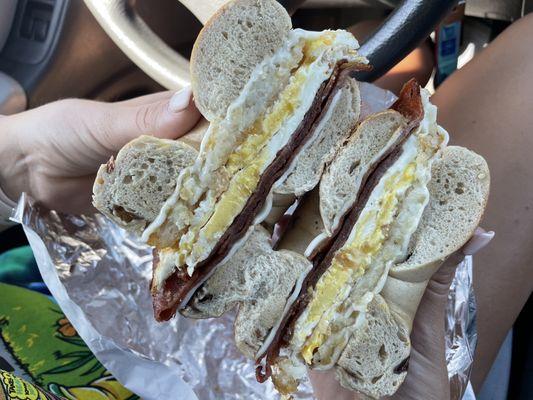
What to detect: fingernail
<box><xmin>168</xmin><ymin>86</ymin><xmax>192</xmax><ymax>112</ymax></box>
<box><xmin>462</xmin><ymin>229</ymin><xmax>495</xmax><ymax>256</ymax></box>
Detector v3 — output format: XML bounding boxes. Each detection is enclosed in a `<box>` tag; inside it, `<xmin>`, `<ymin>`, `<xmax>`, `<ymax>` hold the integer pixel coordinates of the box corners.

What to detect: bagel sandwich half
<box><xmin>247</xmin><ymin>82</ymin><xmax>488</xmax><ymax>396</ymax></box>
<box><xmin>133</xmin><ymin>0</ymin><xmax>367</xmax><ymax>320</ymax></box>
<box><xmin>174</xmin><ymin>80</ymin><xmax>489</xmax><ymax>397</ymax></box>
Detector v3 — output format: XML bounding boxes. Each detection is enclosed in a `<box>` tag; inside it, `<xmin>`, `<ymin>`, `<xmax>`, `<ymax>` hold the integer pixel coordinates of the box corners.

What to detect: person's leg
<box><xmin>431</xmin><ymin>13</ymin><xmax>533</xmax><ymax>390</ymax></box>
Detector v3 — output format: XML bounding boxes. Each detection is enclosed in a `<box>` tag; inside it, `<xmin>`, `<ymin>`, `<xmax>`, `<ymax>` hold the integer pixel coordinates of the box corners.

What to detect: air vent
<box><xmin>20</xmin><ymin>1</ymin><xmax>54</xmax><ymax>42</ymax></box>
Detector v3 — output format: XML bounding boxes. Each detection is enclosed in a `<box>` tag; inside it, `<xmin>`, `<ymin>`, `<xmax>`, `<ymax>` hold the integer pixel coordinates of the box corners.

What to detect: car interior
<box><xmin>0</xmin><ymin>0</ymin><xmax>531</xmax><ymax>398</ymax></box>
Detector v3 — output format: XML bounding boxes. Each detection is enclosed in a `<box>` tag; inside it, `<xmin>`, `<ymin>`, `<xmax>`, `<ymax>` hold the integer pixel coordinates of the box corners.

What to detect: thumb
<box><xmin>430</xmin><ymin>228</ymin><xmax>495</xmax><ymax>296</ymax></box>
<box><xmin>102</xmin><ymin>86</ymin><xmax>201</xmax><ymax>151</ymax></box>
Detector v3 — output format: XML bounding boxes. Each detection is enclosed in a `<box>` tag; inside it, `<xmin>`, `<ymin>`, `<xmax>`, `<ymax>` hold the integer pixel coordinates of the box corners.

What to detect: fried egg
<box><xmin>291</xmin><ymin>90</ymin><xmax>447</xmax><ymax>367</ymax></box>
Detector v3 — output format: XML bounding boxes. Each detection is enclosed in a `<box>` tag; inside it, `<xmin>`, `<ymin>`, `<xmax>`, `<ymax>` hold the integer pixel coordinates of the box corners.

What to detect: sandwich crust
<box><xmin>391</xmin><ymin>145</ymin><xmax>490</xmax><ymax>282</ymax></box>
<box><xmin>190</xmin><ymin>0</ymin><xmax>292</xmax><ymax>121</ymax></box>
<box><xmin>92</xmin><ymin>136</ymin><xmax>197</xmax><ymax>233</ymax></box>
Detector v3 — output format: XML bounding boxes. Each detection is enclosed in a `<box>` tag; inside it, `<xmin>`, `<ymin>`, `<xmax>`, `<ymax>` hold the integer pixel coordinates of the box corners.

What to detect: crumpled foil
<box><xmin>14</xmin><ymin>195</ymin><xmax>310</xmax><ymax>400</ymax></box>
<box><xmin>12</xmin><ymin>83</ymin><xmax>476</xmax><ymax>400</ymax></box>
<box><xmin>446</xmin><ymin>255</ymin><xmax>477</xmax><ymax>400</ymax></box>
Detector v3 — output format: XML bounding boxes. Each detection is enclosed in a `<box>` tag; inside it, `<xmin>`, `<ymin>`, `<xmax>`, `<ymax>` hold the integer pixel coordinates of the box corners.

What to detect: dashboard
<box><xmin>0</xmin><ymin>0</ymin><xmax>16</xmax><ymax>50</ymax></box>
<box><xmin>0</xmin><ymin>0</ymin><xmax>527</xmax><ymax>115</ymax></box>
<box><xmin>0</xmin><ymin>0</ymin><xmax>203</xmax><ymax>110</ymax></box>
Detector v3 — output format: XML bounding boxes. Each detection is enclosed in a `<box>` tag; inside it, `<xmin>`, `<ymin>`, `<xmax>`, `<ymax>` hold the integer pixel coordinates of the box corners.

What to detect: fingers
<box><xmin>116</xmin><ymin>91</ymin><xmax>174</xmax><ymax>107</ymax></box>
<box><xmin>415</xmin><ymin>227</ymin><xmax>495</xmax><ymax>317</ymax></box>
<box><xmin>429</xmin><ymin>253</ymin><xmax>466</xmax><ymax>292</ymax></box>
<box><xmin>31</xmin><ymin>174</ymin><xmax>97</xmax><ymax>215</ymax></box>
<box><xmin>431</xmin><ymin>228</ymin><xmax>495</xmax><ymax>291</ymax></box>
<box><xmin>404</xmin><ymin>227</ymin><xmax>495</xmax><ymax>389</ymax></box>
<box><xmin>168</xmin><ymin>87</ymin><xmax>195</xmax><ymax>112</ymax></box>
<box><xmin>308</xmin><ymin>369</ymin><xmax>359</xmax><ymax>400</ymax></box>
<box><xmin>462</xmin><ymin>228</ymin><xmax>495</xmax><ymax>256</ymax></box>
<box><xmin>115</xmin><ymin>87</ymin><xmax>198</xmax><ymax>107</ymax></box>
<box><xmin>97</xmin><ymin>86</ymin><xmax>202</xmax><ymax>151</ymax></box>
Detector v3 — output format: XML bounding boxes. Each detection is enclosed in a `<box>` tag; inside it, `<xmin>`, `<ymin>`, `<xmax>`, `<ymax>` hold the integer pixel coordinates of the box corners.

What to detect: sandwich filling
<box><xmin>256</xmin><ymin>82</ymin><xmax>448</xmax><ymax>393</ymax></box>
<box><xmin>296</xmin><ymin>111</ymin><xmax>446</xmax><ymax>366</ymax></box>
<box><xmin>142</xmin><ymin>29</ymin><xmax>367</xmax><ymax>320</ymax></box>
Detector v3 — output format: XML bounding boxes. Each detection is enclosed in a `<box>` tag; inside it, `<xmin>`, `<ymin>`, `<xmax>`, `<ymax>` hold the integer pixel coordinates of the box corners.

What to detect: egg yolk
<box><xmin>299</xmin><ymin>163</ymin><xmax>416</xmax><ymax>364</ymax></box>
<box><xmin>173</xmin><ymin>34</ymin><xmax>339</xmax><ymax>268</ymax></box>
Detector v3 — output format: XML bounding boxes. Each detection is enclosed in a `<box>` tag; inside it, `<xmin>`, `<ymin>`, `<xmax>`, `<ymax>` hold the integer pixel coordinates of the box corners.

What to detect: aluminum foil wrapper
<box><xmin>13</xmin><ymin>194</ymin><xmax>309</xmax><ymax>400</ymax></box>
<box><xmin>446</xmin><ymin>255</ymin><xmax>477</xmax><ymax>400</ymax></box>
<box><xmin>12</xmin><ymin>84</ymin><xmax>476</xmax><ymax>400</ymax></box>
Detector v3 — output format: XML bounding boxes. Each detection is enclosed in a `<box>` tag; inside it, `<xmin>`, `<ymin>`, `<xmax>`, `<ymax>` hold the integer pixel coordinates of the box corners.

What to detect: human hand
<box><xmin>309</xmin><ymin>228</ymin><xmax>494</xmax><ymax>400</ymax></box>
<box><xmin>0</xmin><ymin>88</ymin><xmax>200</xmax><ymax>214</ymax></box>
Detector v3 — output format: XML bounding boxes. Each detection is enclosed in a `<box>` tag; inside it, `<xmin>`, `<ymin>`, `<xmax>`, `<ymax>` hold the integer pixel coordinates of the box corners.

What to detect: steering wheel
<box><xmin>82</xmin><ymin>0</ymin><xmax>458</xmax><ymax>89</ymax></box>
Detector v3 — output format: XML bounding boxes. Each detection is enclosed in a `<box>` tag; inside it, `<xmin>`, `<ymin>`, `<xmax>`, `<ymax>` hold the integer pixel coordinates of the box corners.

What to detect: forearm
<box><xmin>0</xmin><ymin>116</ymin><xmax>22</xmax><ymax>229</ymax></box>
<box><xmin>0</xmin><ymin>114</ymin><xmax>28</xmax><ymax>204</ymax></box>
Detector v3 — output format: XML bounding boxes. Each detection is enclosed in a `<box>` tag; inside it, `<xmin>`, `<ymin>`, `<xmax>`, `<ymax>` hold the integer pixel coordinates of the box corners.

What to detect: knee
<box><xmin>513</xmin><ymin>12</ymin><xmax>533</xmax><ymax>29</ymax></box>
<box><xmin>477</xmin><ymin>13</ymin><xmax>533</xmax><ymax>78</ymax></box>
<box><xmin>499</xmin><ymin>13</ymin><xmax>533</xmax><ymax>52</ymax></box>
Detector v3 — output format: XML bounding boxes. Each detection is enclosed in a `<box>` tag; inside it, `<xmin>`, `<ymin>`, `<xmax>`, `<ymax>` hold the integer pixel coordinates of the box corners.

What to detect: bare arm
<box><xmin>432</xmin><ymin>13</ymin><xmax>533</xmax><ymax>390</ymax></box>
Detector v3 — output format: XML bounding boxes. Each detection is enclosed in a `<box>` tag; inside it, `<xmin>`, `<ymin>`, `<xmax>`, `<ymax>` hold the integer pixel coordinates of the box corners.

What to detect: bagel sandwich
<box><xmin>178</xmin><ymin>82</ymin><xmax>489</xmax><ymax>397</ymax></box>
<box><xmin>95</xmin><ymin>0</ymin><xmax>370</xmax><ymax>321</ymax></box>
<box><xmin>91</xmin><ymin>1</ymin><xmax>491</xmax><ymax>397</ymax></box>
<box><xmin>92</xmin><ymin>81</ymin><xmax>489</xmax><ymax>398</ymax></box>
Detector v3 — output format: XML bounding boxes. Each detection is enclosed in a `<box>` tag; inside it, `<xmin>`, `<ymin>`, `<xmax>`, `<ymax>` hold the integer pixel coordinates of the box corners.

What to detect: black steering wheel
<box><xmin>282</xmin><ymin>0</ymin><xmax>459</xmax><ymax>81</ymax></box>
<box><xmin>83</xmin><ymin>0</ymin><xmax>458</xmax><ymax>89</ymax></box>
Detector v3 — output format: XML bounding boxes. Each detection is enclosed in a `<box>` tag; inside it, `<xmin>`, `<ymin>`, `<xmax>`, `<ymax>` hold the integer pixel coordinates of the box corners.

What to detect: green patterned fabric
<box><xmin>0</xmin><ymin>248</ymin><xmax>137</xmax><ymax>400</ymax></box>
<box><xmin>0</xmin><ymin>247</ymin><xmax>43</xmax><ymax>290</ymax></box>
